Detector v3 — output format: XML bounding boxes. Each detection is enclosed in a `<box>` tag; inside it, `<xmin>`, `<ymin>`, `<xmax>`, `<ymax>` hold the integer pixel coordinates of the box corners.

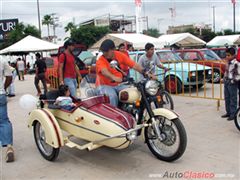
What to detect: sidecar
<box><xmin>28</xmin><ymin>91</ymin><xmax>140</xmax><ymax>161</ymax></box>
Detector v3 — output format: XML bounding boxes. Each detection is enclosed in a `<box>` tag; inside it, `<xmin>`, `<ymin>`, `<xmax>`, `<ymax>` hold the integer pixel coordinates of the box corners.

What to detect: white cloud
<box><xmin>0</xmin><ymin>0</ymin><xmax>239</xmax><ymax>40</ymax></box>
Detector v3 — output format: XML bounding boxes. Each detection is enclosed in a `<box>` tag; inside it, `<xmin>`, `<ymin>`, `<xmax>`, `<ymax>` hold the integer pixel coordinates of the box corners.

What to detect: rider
<box><xmin>96</xmin><ymin>39</ymin><xmax>144</xmax><ymax>107</ymax></box>
<box><xmin>138</xmin><ymin>43</ymin><xmax>169</xmax><ymax>80</ymax></box>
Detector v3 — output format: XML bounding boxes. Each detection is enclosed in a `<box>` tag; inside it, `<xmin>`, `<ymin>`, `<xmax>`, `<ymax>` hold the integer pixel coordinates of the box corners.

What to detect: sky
<box><xmin>0</xmin><ymin>0</ymin><xmax>239</xmax><ymax>40</ymax></box>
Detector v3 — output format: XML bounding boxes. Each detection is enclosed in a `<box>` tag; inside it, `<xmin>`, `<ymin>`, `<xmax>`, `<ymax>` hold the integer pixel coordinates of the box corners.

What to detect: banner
<box><xmin>0</xmin><ymin>19</ymin><xmax>18</xmax><ymax>42</ymax></box>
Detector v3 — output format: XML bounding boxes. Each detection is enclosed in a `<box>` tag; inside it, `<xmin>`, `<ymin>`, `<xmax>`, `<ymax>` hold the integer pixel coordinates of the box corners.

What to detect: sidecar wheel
<box><xmin>234</xmin><ymin>109</ymin><xmax>240</xmax><ymax>131</ymax></box>
<box><xmin>33</xmin><ymin>121</ymin><xmax>60</xmax><ymax>161</ymax></box>
<box><xmin>144</xmin><ymin>117</ymin><xmax>187</xmax><ymax>162</ymax></box>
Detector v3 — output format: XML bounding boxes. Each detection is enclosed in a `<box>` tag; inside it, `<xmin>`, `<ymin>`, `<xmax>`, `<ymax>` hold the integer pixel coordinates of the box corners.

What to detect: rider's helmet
<box><xmin>100</xmin><ymin>39</ymin><xmax>116</xmax><ymax>52</ymax></box>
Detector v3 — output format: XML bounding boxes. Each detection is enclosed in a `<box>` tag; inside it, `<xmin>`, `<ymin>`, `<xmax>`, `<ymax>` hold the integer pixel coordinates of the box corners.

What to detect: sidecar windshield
<box><xmin>79</xmin><ymin>75</ymin><xmax>98</xmax><ymax>98</ymax></box>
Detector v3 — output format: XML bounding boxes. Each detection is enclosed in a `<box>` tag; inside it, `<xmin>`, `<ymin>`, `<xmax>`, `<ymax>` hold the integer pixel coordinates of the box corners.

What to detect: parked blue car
<box><xmin>129</xmin><ymin>50</ymin><xmax>212</xmax><ymax>93</ymax></box>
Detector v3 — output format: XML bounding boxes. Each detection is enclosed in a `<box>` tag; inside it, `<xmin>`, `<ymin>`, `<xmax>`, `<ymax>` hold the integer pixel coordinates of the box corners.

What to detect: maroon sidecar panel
<box><xmin>80</xmin><ymin>95</ymin><xmax>135</xmax><ymax>130</ymax></box>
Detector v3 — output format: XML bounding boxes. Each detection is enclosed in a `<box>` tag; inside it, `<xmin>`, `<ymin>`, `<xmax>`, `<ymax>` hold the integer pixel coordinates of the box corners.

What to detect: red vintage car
<box><xmin>176</xmin><ymin>49</ymin><xmax>226</xmax><ymax>83</ymax></box>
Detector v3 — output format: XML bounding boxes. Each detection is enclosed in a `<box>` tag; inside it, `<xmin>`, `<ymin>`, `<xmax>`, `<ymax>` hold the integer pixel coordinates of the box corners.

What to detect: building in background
<box><xmin>167</xmin><ymin>23</ymin><xmax>211</xmax><ymax>34</ymax></box>
<box><xmin>79</xmin><ymin>14</ymin><xmax>148</xmax><ymax>33</ymax></box>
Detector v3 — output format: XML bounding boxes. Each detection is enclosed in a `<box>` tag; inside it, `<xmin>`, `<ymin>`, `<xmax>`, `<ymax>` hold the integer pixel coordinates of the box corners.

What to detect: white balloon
<box><xmin>19</xmin><ymin>94</ymin><xmax>38</xmax><ymax>111</ymax></box>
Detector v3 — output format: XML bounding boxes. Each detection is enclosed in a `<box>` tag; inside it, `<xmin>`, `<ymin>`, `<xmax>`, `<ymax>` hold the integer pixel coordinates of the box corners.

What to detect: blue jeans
<box><xmin>97</xmin><ymin>85</ymin><xmax>129</xmax><ymax>107</ymax></box>
<box><xmin>224</xmin><ymin>81</ymin><xmax>238</xmax><ymax>117</ymax></box>
<box><xmin>64</xmin><ymin>78</ymin><xmax>77</xmax><ymax>97</ymax></box>
<box><xmin>0</xmin><ymin>95</ymin><xmax>13</xmax><ymax>146</ymax></box>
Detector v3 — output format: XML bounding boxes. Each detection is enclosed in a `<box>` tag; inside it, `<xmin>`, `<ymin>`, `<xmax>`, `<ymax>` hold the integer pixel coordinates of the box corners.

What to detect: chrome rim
<box><xmin>147</xmin><ymin>116</ymin><xmax>180</xmax><ymax>157</ymax></box>
<box><xmin>35</xmin><ymin>122</ymin><xmax>54</xmax><ymax>156</ymax></box>
<box><xmin>213</xmin><ymin>72</ymin><xmax>220</xmax><ymax>82</ymax></box>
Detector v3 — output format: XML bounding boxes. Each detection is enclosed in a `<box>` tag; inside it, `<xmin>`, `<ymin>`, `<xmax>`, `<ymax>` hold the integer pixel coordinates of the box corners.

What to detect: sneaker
<box><xmin>227</xmin><ymin>116</ymin><xmax>235</xmax><ymax>121</ymax></box>
<box><xmin>221</xmin><ymin>114</ymin><xmax>230</xmax><ymax>118</ymax></box>
<box><xmin>5</xmin><ymin>146</ymin><xmax>14</xmax><ymax>163</ymax></box>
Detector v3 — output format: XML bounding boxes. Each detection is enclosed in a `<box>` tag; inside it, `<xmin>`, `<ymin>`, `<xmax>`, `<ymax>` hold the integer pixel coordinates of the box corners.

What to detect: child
<box><xmin>55</xmin><ymin>85</ymin><xmax>76</xmax><ymax>111</ymax></box>
<box><xmin>222</xmin><ymin>47</ymin><xmax>240</xmax><ymax>121</ymax></box>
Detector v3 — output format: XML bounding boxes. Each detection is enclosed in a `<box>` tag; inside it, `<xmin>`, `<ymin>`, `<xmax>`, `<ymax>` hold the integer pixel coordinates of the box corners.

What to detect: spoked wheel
<box><xmin>144</xmin><ymin>116</ymin><xmax>187</xmax><ymax>162</ymax></box>
<box><xmin>234</xmin><ymin>108</ymin><xmax>240</xmax><ymax>131</ymax></box>
<box><xmin>210</xmin><ymin>69</ymin><xmax>221</xmax><ymax>83</ymax></box>
<box><xmin>34</xmin><ymin>121</ymin><xmax>60</xmax><ymax>161</ymax></box>
<box><xmin>158</xmin><ymin>91</ymin><xmax>174</xmax><ymax>110</ymax></box>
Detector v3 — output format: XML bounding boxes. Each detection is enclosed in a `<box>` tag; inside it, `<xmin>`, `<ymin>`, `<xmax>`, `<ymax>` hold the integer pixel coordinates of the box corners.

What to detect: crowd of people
<box><xmin>0</xmin><ymin>38</ymin><xmax>240</xmax><ymax>163</ymax></box>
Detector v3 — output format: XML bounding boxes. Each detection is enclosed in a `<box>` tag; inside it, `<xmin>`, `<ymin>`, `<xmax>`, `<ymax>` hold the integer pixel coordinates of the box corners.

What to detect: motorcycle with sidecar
<box><xmin>27</xmin><ymin>62</ymin><xmax>187</xmax><ymax>162</ymax></box>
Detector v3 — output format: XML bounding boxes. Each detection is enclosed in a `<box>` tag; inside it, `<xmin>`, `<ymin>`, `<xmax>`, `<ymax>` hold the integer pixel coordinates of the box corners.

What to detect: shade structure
<box><xmin>0</xmin><ymin>35</ymin><xmax>59</xmax><ymax>54</ymax></box>
<box><xmin>158</xmin><ymin>33</ymin><xmax>206</xmax><ymax>47</ymax></box>
<box><xmin>207</xmin><ymin>34</ymin><xmax>240</xmax><ymax>47</ymax></box>
<box><xmin>90</xmin><ymin>33</ymin><xmax>164</xmax><ymax>50</ymax></box>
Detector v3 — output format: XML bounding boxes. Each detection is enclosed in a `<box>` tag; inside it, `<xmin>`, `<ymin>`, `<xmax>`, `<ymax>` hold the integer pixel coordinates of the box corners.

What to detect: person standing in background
<box><xmin>118</xmin><ymin>43</ymin><xmax>130</xmax><ymax>77</ymax></box>
<box><xmin>222</xmin><ymin>47</ymin><xmax>240</xmax><ymax>121</ymax></box>
<box><xmin>236</xmin><ymin>47</ymin><xmax>240</xmax><ymax>106</ymax></box>
<box><xmin>58</xmin><ymin>39</ymin><xmax>81</xmax><ymax>98</ymax></box>
<box><xmin>34</xmin><ymin>53</ymin><xmax>47</xmax><ymax>96</ymax></box>
<box><xmin>7</xmin><ymin>62</ymin><xmax>17</xmax><ymax>97</ymax></box>
<box><xmin>17</xmin><ymin>58</ymin><xmax>25</xmax><ymax>81</ymax></box>
<box><xmin>0</xmin><ymin>56</ymin><xmax>14</xmax><ymax>163</ymax></box>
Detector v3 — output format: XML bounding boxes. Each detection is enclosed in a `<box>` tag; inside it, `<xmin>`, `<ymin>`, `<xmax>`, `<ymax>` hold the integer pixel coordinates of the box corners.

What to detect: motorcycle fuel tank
<box><xmin>119</xmin><ymin>87</ymin><xmax>141</xmax><ymax>104</ymax></box>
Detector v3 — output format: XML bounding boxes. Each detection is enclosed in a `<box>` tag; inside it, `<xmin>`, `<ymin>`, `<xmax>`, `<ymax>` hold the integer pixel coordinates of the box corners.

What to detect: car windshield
<box><xmin>156</xmin><ymin>51</ymin><xmax>183</xmax><ymax>62</ymax></box>
<box><xmin>200</xmin><ymin>50</ymin><xmax>221</xmax><ymax>60</ymax></box>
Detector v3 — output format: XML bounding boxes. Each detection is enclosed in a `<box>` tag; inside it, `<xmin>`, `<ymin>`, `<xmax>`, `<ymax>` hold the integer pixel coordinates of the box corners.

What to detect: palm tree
<box><xmin>64</xmin><ymin>22</ymin><xmax>76</xmax><ymax>33</ymax></box>
<box><xmin>42</xmin><ymin>14</ymin><xmax>53</xmax><ymax>39</ymax></box>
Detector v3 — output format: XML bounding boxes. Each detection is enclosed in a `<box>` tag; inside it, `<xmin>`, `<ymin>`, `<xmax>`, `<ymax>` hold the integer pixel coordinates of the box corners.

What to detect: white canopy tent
<box><xmin>158</xmin><ymin>33</ymin><xmax>206</xmax><ymax>47</ymax></box>
<box><xmin>0</xmin><ymin>35</ymin><xmax>59</xmax><ymax>54</ymax></box>
<box><xmin>207</xmin><ymin>34</ymin><xmax>240</xmax><ymax>47</ymax></box>
<box><xmin>90</xmin><ymin>33</ymin><xmax>164</xmax><ymax>50</ymax></box>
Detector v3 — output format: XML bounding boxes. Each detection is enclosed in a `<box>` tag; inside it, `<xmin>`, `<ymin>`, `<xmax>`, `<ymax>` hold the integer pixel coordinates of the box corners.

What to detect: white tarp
<box><xmin>0</xmin><ymin>35</ymin><xmax>59</xmax><ymax>54</ymax></box>
<box><xmin>90</xmin><ymin>33</ymin><xmax>164</xmax><ymax>50</ymax></box>
<box><xmin>158</xmin><ymin>33</ymin><xmax>206</xmax><ymax>47</ymax></box>
<box><xmin>207</xmin><ymin>34</ymin><xmax>240</xmax><ymax>47</ymax></box>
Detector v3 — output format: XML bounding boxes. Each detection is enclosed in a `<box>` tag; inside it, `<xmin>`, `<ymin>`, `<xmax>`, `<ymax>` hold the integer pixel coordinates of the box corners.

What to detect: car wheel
<box><xmin>165</xmin><ymin>76</ymin><xmax>182</xmax><ymax>94</ymax></box>
<box><xmin>210</xmin><ymin>69</ymin><xmax>221</xmax><ymax>83</ymax></box>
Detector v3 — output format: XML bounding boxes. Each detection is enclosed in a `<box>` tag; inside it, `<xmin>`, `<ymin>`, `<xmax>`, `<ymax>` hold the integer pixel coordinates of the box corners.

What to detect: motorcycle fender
<box><xmin>141</xmin><ymin>108</ymin><xmax>179</xmax><ymax>141</ymax></box>
<box><xmin>145</xmin><ymin>108</ymin><xmax>179</xmax><ymax>121</ymax></box>
<box><xmin>28</xmin><ymin>109</ymin><xmax>64</xmax><ymax>148</ymax></box>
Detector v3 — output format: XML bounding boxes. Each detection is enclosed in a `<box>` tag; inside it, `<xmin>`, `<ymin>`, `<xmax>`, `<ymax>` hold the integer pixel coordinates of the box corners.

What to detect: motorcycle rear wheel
<box><xmin>144</xmin><ymin>116</ymin><xmax>187</xmax><ymax>162</ymax></box>
<box><xmin>156</xmin><ymin>90</ymin><xmax>174</xmax><ymax>110</ymax></box>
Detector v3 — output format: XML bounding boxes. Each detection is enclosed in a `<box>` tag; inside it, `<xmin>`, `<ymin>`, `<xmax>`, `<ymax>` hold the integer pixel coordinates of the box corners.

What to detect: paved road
<box><xmin>1</xmin><ymin>75</ymin><xmax>239</xmax><ymax>180</ymax></box>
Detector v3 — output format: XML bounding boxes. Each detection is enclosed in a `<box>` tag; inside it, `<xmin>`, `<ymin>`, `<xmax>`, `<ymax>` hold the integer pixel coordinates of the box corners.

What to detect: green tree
<box><xmin>71</xmin><ymin>25</ymin><xmax>110</xmax><ymax>47</ymax></box>
<box><xmin>64</xmin><ymin>22</ymin><xmax>76</xmax><ymax>33</ymax></box>
<box><xmin>42</xmin><ymin>14</ymin><xmax>53</xmax><ymax>38</ymax></box>
<box><xmin>143</xmin><ymin>28</ymin><xmax>160</xmax><ymax>38</ymax></box>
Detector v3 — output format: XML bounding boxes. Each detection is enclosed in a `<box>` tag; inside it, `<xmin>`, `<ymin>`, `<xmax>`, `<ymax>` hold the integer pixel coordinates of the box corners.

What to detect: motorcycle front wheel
<box><xmin>234</xmin><ymin>108</ymin><xmax>240</xmax><ymax>131</ymax></box>
<box><xmin>144</xmin><ymin>116</ymin><xmax>187</xmax><ymax>162</ymax></box>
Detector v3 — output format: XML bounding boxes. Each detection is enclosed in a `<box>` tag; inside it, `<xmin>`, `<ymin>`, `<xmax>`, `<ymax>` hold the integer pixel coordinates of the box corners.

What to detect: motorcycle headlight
<box><xmin>145</xmin><ymin>80</ymin><xmax>159</xmax><ymax>96</ymax></box>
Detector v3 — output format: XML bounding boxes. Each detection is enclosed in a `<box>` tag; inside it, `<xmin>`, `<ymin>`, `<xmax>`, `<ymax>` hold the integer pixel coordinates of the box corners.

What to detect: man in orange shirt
<box><xmin>96</xmin><ymin>39</ymin><xmax>143</xmax><ymax>107</ymax></box>
<box><xmin>118</xmin><ymin>43</ymin><xmax>130</xmax><ymax>76</ymax></box>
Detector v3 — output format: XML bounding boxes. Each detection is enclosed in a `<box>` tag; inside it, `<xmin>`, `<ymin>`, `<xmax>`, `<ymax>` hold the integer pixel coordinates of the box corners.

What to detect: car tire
<box><xmin>210</xmin><ymin>69</ymin><xmax>221</xmax><ymax>83</ymax></box>
<box><xmin>164</xmin><ymin>76</ymin><xmax>182</xmax><ymax>94</ymax></box>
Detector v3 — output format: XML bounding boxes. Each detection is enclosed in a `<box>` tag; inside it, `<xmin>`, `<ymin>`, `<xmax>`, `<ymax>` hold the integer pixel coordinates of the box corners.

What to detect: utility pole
<box><xmin>37</xmin><ymin>0</ymin><xmax>41</xmax><ymax>37</ymax></box>
<box><xmin>233</xmin><ymin>1</ymin><xmax>236</xmax><ymax>33</ymax></box>
<box><xmin>212</xmin><ymin>6</ymin><xmax>216</xmax><ymax>33</ymax></box>
<box><xmin>51</xmin><ymin>13</ymin><xmax>59</xmax><ymax>43</ymax></box>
